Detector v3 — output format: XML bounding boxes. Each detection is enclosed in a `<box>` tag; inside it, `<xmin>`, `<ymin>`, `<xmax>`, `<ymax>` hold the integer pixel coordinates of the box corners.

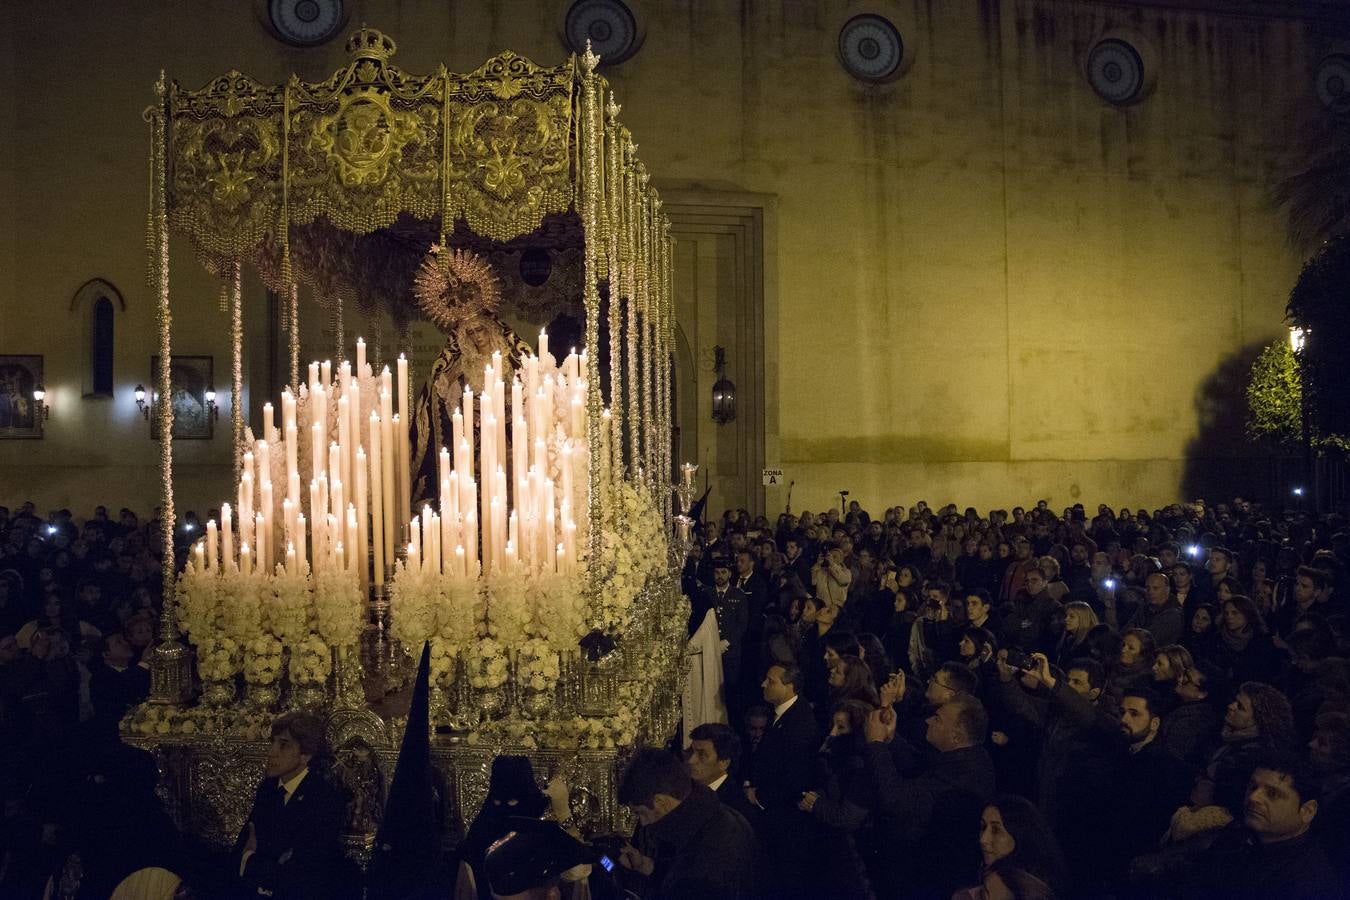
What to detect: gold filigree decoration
<box><xmin>444</xmin><ymin>52</ymin><xmax>575</xmax><ymax>242</ymax></box>
<box><xmin>168</xmin><ymin>71</ymin><xmax>283</xmax><ymax>262</ymax></box>
<box><xmin>308</xmin><ymin>89</ymin><xmax>423</xmax><ymax>187</ymax></box>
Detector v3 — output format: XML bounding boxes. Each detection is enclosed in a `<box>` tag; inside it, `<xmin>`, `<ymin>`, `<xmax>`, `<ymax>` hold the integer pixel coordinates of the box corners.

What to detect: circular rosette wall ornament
<box><xmin>267</xmin><ymin>0</ymin><xmax>347</xmax><ymax>47</ymax></box>
<box><xmin>1087</xmin><ymin>38</ymin><xmax>1146</xmax><ymax>105</ymax></box>
<box><xmin>838</xmin><ymin>14</ymin><xmax>904</xmax><ymax>83</ymax></box>
<box><xmin>1316</xmin><ymin>55</ymin><xmax>1350</xmax><ymax>115</ymax></box>
<box><xmin>564</xmin><ymin>0</ymin><xmax>642</xmax><ymax>66</ymax></box>
<box><xmin>414</xmin><ymin>247</ymin><xmax>503</xmax><ymax>336</ymax></box>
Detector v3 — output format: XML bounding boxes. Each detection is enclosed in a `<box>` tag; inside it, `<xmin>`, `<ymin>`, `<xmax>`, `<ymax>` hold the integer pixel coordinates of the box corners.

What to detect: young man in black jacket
<box><xmin>617</xmin><ymin>747</ymin><xmax>755</xmax><ymax>899</ymax></box>
<box><xmin>234</xmin><ymin>712</ymin><xmax>346</xmax><ymax>900</ymax></box>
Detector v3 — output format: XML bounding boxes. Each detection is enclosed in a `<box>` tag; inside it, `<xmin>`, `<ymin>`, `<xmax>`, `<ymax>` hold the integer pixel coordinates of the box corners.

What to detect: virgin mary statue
<box><xmin>407</xmin><ymin>246</ymin><xmax>531</xmax><ymax>508</ymax></box>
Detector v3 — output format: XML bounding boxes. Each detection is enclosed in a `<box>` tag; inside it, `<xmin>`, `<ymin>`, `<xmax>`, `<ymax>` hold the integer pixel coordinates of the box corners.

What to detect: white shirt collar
<box><xmin>773</xmin><ymin>694</ymin><xmax>798</xmax><ymax>723</ymax></box>
<box><xmin>708</xmin><ymin>773</ymin><xmax>729</xmax><ymax>793</ymax></box>
<box><xmin>279</xmin><ymin>767</ymin><xmax>309</xmax><ymax>803</ymax></box>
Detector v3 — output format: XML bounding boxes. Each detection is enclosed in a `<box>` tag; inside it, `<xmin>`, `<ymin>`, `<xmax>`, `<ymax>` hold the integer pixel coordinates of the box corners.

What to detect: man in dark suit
<box><xmin>687</xmin><ymin>722</ymin><xmax>759</xmax><ymax>828</ymax></box>
<box><xmin>745</xmin><ymin>662</ymin><xmax>820</xmax><ymax>898</ymax></box>
<box><xmin>734</xmin><ymin>550</ymin><xmax>771</xmax><ymax>696</ymax></box>
<box><xmin>88</xmin><ymin>632</ymin><xmax>149</xmax><ymax>738</ymax></box>
<box><xmin>234</xmin><ymin>711</ymin><xmax>346</xmax><ymax>900</ymax></box>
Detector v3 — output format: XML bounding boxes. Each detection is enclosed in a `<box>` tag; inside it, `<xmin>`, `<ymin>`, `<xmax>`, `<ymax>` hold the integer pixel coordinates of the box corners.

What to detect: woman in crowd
<box><xmin>1194</xmin><ymin>681</ymin><xmax>1296</xmax><ymax>817</ymax></box>
<box><xmin>1052</xmin><ymin>602</ymin><xmax>1099</xmax><ymax>669</ymax></box>
<box><xmin>800</xmin><ymin>698</ymin><xmax>876</xmax><ymax>899</ymax></box>
<box><xmin>953</xmin><ymin>795</ymin><xmax>1066</xmax><ymax>900</ymax></box>
<box><xmin>1108</xmin><ymin>627</ymin><xmax>1156</xmax><ymax>699</ymax></box>
<box><xmin>1150</xmin><ymin>647</ymin><xmax>1193</xmax><ymax>712</ymax></box>
<box><xmin>958</xmin><ymin>626</ymin><xmax>999</xmax><ymax>676</ymax></box>
<box><xmin>1184</xmin><ymin>602</ymin><xmax>1218</xmax><ymax>656</ymax></box>
<box><xmin>828</xmin><ymin>655</ymin><xmax>880</xmax><ymax>709</ymax></box>
<box><xmin>1205</xmin><ymin>594</ymin><xmax>1281</xmax><ymax>684</ymax></box>
<box><xmin>856</xmin><ymin>632</ymin><xmax>893</xmax><ymax>690</ymax></box>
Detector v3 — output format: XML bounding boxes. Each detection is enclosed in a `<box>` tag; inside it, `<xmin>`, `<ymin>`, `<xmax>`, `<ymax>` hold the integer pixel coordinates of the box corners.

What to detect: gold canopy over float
<box><xmin>145</xmin><ymin>27</ymin><xmax>675</xmax><ymax>618</ymax></box>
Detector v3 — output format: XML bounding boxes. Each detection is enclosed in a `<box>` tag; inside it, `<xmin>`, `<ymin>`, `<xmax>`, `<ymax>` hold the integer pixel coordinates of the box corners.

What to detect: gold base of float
<box><xmin>122</xmin><ymin>573</ymin><xmax>687</xmax><ymax>859</ymax></box>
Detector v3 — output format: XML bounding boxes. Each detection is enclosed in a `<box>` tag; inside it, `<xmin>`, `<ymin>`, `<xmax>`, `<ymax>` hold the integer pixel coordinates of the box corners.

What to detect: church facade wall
<box><xmin>0</xmin><ymin>0</ymin><xmax>1342</xmax><ymax>516</ymax></box>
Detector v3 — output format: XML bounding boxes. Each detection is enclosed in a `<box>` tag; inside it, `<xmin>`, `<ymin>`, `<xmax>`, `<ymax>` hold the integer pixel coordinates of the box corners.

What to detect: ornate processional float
<box><xmin>124</xmin><ymin>28</ymin><xmax>699</xmax><ymax>852</ymax></box>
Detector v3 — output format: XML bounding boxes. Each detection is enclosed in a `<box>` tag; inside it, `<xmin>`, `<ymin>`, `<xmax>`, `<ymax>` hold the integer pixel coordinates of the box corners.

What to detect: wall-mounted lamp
<box><xmin>1290</xmin><ymin>326</ymin><xmax>1308</xmax><ymax>353</ymax></box>
<box><xmin>32</xmin><ymin>385</ymin><xmax>48</xmax><ymax>421</ymax></box>
<box><xmin>205</xmin><ymin>387</ymin><xmax>219</xmax><ymax>423</ymax></box>
<box><xmin>134</xmin><ymin>384</ymin><xmax>149</xmax><ymax>419</ymax></box>
<box><xmin>711</xmin><ymin>346</ymin><xmax>736</xmax><ymax>425</ymax></box>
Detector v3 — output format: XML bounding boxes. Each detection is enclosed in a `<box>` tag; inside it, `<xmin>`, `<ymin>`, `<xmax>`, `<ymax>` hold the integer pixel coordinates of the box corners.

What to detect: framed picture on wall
<box><xmin>149</xmin><ymin>355</ymin><xmax>214</xmax><ymax>440</ymax></box>
<box><xmin>0</xmin><ymin>355</ymin><xmax>44</xmax><ymax>439</ymax></box>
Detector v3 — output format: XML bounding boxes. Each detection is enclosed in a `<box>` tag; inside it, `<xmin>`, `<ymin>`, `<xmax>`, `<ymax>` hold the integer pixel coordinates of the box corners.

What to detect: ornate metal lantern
<box><xmin>711</xmin><ymin>346</ymin><xmax>736</xmax><ymax>424</ymax></box>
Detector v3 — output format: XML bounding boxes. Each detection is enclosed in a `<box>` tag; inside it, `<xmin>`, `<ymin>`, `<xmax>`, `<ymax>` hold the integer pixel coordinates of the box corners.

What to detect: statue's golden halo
<box><xmin>413</xmin><ymin>245</ymin><xmax>502</xmax><ymax>334</ymax></box>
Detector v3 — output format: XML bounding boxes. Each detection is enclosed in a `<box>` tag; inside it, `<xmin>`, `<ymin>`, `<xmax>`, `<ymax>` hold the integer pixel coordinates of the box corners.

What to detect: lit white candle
<box><xmin>421</xmin><ymin>505</ymin><xmax>434</xmax><ymax>574</ymax></box>
<box><xmin>570</xmin><ymin>393</ymin><xmax>584</xmax><ymax>441</ymax></box>
<box><xmin>452</xmin><ymin>408</ymin><xmax>465</xmax><ymax>476</ymax></box>
<box><xmin>379</xmin><ymin>394</ymin><xmax>395</xmax><ymax>560</ymax></box>
<box><xmin>221</xmin><ymin>504</ymin><xmax>234</xmax><ymax>572</ymax></box>
<box><xmin>296</xmin><ymin>513</ymin><xmax>307</xmax><ymax>570</ymax></box>
<box><xmin>560</xmin><ymin>441</ymin><xmax>573</xmax><ymax>518</ymax></box>
<box><xmin>356</xmin><ymin>338</ymin><xmax>366</xmax><ymax>374</ymax></box>
<box><xmin>206</xmin><ymin>519</ymin><xmax>218</xmax><ymax>571</ymax></box>
<box><xmin>346</xmin><ymin>505</ymin><xmax>359</xmax><ymax>575</ymax></box>
<box><xmin>334</xmin><ymin>541</ymin><xmax>345</xmax><ymax>572</ymax></box>
<box><xmin>454</xmin><ymin>544</ymin><xmax>466</xmax><ymax>578</ymax></box>
<box><xmin>285</xmin><ymin>422</ymin><xmax>299</xmax><ymax>501</ymax></box>
<box><xmin>193</xmin><ymin>540</ymin><xmax>205</xmax><ymax>573</ymax></box>
<box><xmin>308</xmin><ymin>362</ymin><xmax>319</xmax><ymax>391</ymax></box>
<box><xmin>256</xmin><ymin>442</ymin><xmax>271</xmax><ymax>494</ymax></box>
<box><xmin>356</xmin><ymin>446</ymin><xmax>369</xmax><ymax>590</ymax></box>
<box><xmin>337</xmin><ymin>395</ymin><xmax>351</xmax><ymax>494</ymax></box>
<box><xmin>406</xmin><ymin>541</ymin><xmax>418</xmax><ymax>573</ymax></box>
<box><xmin>461</xmin><ymin>385</ymin><xmax>473</xmax><ymax>446</ymax></box>
<box><xmin>396</xmin><ymin>354</ymin><xmax>410</xmax><ymax>527</ymax></box>
<box><xmin>263</xmin><ymin>402</ymin><xmax>277</xmax><ymax>445</ymax></box>
<box><xmin>369</xmin><ymin>413</ymin><xmax>386</xmax><ymax>584</ymax></box>
<box><xmin>240</xmin><ymin>542</ymin><xmax>252</xmax><ymax>576</ymax></box>
<box><xmin>465</xmin><ymin>506</ymin><xmax>478</xmax><ymax>577</ymax></box>
<box><xmin>311</xmin><ymin>422</ymin><xmax>325</xmax><ymax>485</ymax></box>
<box><xmin>255</xmin><ymin>512</ymin><xmax>267</xmax><ymax>575</ymax></box>
<box><xmin>321</xmin><ymin>359</ymin><xmax>332</xmax><ymax>387</ymax></box>
<box><xmin>309</xmin><ymin>480</ymin><xmax>324</xmax><ymax>570</ymax></box>
<box><xmin>260</xmin><ymin>480</ymin><xmax>274</xmax><ymax>563</ymax></box>
<box><xmin>286</xmin><ymin>541</ymin><xmax>297</xmax><ymax>576</ymax></box>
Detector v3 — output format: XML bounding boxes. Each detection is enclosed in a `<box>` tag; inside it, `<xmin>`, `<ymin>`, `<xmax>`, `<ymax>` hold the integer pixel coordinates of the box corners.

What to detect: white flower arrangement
<box><xmin>268</xmin><ymin>568</ymin><xmax>312</xmax><ymax>646</ymax></box>
<box><xmin>218</xmin><ymin>571</ymin><xmax>265</xmax><ymax>645</ymax></box>
<box><xmin>124</xmin><ymin>703</ymin><xmax>274</xmax><ymax>741</ymax></box>
<box><xmin>438</xmin><ymin>574</ymin><xmax>482</xmax><ymax>650</ymax></box>
<box><xmin>470</xmin><ymin>636</ymin><xmax>510</xmax><ymax>689</ymax></box>
<box><xmin>313</xmin><ymin>568</ymin><xmax>364</xmax><ymax>648</ymax></box>
<box><xmin>593</xmin><ymin>480</ymin><xmax>667</xmax><ymax>634</ymax></box>
<box><xmin>175</xmin><ymin>566</ymin><xmax>220</xmax><ymax>643</ymax></box>
<box><xmin>518</xmin><ymin>636</ymin><xmax>561</xmax><ymax>693</ymax></box>
<box><xmin>289</xmin><ymin>634</ymin><xmax>333</xmax><ymax>684</ymax></box>
<box><xmin>195</xmin><ymin>636</ymin><xmax>240</xmax><ymax>682</ymax></box>
<box><xmin>389</xmin><ymin>562</ymin><xmax>439</xmax><ymax>654</ymax></box>
<box><xmin>484</xmin><ymin>568</ymin><xmax>530</xmax><ymax>646</ymax></box>
<box><xmin>527</xmin><ymin>572</ymin><xmax>587</xmax><ymax>651</ymax></box>
<box><xmin>244</xmin><ymin>635</ymin><xmax>284</xmax><ymax>685</ymax></box>
<box><xmin>428</xmin><ymin>637</ymin><xmax>457</xmax><ymax>687</ymax></box>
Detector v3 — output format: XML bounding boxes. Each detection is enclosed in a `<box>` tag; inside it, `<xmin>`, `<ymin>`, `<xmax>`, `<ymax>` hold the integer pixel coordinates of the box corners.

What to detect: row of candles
<box><xmin>191</xmin><ymin>332</ymin><xmax>590</xmax><ymax>584</ymax></box>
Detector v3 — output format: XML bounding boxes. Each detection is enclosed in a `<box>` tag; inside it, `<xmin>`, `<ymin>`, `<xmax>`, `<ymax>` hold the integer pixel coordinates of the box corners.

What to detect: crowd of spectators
<box><xmin>6</xmin><ymin>495</ymin><xmax>1350</xmax><ymax>899</ymax></box>
<box><xmin>666</xmin><ymin>497</ymin><xmax>1350</xmax><ymax>898</ymax></box>
<box><xmin>0</xmin><ymin>500</ymin><xmax>191</xmax><ymax>896</ymax></box>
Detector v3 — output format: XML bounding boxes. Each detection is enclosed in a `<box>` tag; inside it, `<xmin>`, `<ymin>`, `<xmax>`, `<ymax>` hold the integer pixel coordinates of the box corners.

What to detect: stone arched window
<box><xmin>71</xmin><ymin>279</ymin><xmax>125</xmax><ymax>397</ymax></box>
